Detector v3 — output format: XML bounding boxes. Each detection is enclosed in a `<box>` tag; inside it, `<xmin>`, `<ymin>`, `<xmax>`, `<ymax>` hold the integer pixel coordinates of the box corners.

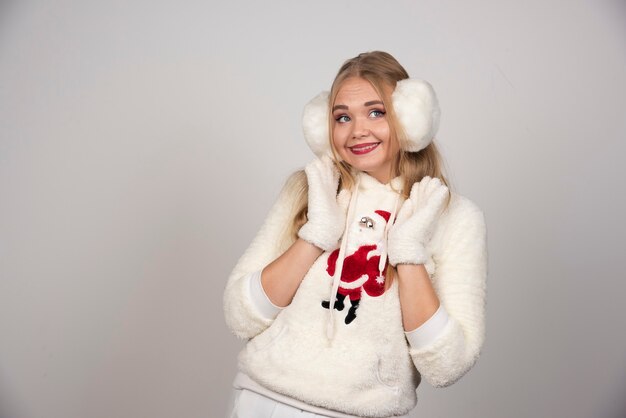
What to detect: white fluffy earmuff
<box><xmin>301</xmin><ymin>79</ymin><xmax>440</xmax><ymax>157</ymax></box>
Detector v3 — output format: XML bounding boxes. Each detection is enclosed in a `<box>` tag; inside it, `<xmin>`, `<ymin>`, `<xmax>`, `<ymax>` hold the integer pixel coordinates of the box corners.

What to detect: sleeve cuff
<box><xmin>405</xmin><ymin>303</ymin><xmax>450</xmax><ymax>350</ymax></box>
<box><xmin>247</xmin><ymin>270</ymin><xmax>284</xmax><ymax>320</ymax></box>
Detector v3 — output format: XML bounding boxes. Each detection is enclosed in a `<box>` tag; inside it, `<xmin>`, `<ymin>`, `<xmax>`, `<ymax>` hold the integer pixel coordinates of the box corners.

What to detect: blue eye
<box><xmin>369</xmin><ymin>109</ymin><xmax>385</xmax><ymax>118</ymax></box>
<box><xmin>335</xmin><ymin>115</ymin><xmax>351</xmax><ymax>123</ymax></box>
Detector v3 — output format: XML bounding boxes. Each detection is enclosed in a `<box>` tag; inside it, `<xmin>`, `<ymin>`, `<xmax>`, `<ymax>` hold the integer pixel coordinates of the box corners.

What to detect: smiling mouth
<box><xmin>349</xmin><ymin>142</ymin><xmax>380</xmax><ymax>155</ymax></box>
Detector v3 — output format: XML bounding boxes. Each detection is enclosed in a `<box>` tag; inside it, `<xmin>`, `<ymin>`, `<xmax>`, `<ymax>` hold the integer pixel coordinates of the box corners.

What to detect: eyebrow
<box><xmin>332</xmin><ymin>100</ymin><xmax>385</xmax><ymax>112</ymax></box>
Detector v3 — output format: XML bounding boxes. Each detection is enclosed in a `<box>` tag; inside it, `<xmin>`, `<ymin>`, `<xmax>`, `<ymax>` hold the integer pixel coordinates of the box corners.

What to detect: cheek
<box><xmin>370</xmin><ymin>117</ymin><xmax>389</xmax><ymax>136</ymax></box>
<box><xmin>381</xmin><ymin>127</ymin><xmax>399</xmax><ymax>157</ymax></box>
<box><xmin>374</xmin><ymin>124</ymin><xmax>391</xmax><ymax>145</ymax></box>
<box><xmin>332</xmin><ymin>126</ymin><xmax>346</xmax><ymax>148</ymax></box>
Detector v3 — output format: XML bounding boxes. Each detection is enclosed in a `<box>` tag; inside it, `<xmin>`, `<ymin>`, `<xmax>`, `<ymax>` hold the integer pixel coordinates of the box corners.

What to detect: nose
<box><xmin>352</xmin><ymin>117</ymin><xmax>370</xmax><ymax>139</ymax></box>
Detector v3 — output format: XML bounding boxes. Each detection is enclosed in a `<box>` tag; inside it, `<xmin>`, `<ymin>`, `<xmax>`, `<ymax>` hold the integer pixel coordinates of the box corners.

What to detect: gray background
<box><xmin>1</xmin><ymin>0</ymin><xmax>625</xmax><ymax>417</ymax></box>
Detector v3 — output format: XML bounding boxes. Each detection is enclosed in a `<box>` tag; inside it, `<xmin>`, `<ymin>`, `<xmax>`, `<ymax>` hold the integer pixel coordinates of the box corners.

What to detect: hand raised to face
<box><xmin>387</xmin><ymin>176</ymin><xmax>449</xmax><ymax>266</ymax></box>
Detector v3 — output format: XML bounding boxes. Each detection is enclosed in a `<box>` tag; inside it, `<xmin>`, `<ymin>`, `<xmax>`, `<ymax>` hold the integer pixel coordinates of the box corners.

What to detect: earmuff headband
<box><xmin>301</xmin><ymin>78</ymin><xmax>440</xmax><ymax>157</ymax></box>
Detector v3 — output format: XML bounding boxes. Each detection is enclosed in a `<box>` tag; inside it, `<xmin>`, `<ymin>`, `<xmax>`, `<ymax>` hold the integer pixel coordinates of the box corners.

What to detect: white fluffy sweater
<box><xmin>223</xmin><ymin>172</ymin><xmax>488</xmax><ymax>418</ymax></box>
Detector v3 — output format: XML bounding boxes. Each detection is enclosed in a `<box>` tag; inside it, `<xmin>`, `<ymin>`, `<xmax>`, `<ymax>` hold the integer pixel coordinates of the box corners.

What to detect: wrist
<box><xmin>396</xmin><ymin>263</ymin><xmax>428</xmax><ymax>279</ymax></box>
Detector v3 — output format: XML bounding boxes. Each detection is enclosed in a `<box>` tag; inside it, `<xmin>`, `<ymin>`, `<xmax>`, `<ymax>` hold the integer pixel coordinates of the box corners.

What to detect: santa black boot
<box><xmin>344</xmin><ymin>299</ymin><xmax>360</xmax><ymax>324</ymax></box>
<box><xmin>321</xmin><ymin>293</ymin><xmax>346</xmax><ymax>311</ymax></box>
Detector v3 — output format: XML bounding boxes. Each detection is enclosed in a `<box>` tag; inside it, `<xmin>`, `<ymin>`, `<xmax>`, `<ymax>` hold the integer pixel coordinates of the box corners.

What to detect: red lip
<box><xmin>349</xmin><ymin>142</ymin><xmax>380</xmax><ymax>155</ymax></box>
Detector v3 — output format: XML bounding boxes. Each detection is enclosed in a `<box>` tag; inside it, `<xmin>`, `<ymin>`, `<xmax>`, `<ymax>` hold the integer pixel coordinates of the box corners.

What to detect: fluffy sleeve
<box><xmin>222</xmin><ymin>173</ymin><xmax>301</xmax><ymax>340</ymax></box>
<box><xmin>408</xmin><ymin>195</ymin><xmax>488</xmax><ymax>387</ymax></box>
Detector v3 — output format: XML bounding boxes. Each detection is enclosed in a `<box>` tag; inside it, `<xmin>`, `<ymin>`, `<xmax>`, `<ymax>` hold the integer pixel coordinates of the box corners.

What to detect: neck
<box><xmin>365</xmin><ymin>168</ymin><xmax>393</xmax><ymax>185</ymax></box>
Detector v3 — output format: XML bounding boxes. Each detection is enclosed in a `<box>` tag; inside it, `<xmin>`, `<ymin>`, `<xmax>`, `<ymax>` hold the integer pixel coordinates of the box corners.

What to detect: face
<box><xmin>331</xmin><ymin>77</ymin><xmax>399</xmax><ymax>184</ymax></box>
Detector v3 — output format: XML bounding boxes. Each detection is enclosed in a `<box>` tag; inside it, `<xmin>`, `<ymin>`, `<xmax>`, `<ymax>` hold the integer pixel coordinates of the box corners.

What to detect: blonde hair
<box><xmin>286</xmin><ymin>51</ymin><xmax>452</xmax><ymax>285</ymax></box>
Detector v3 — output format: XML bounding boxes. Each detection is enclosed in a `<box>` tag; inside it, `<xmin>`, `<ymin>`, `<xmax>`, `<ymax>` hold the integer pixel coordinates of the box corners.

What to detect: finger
<box><xmin>412</xmin><ymin>175</ymin><xmax>436</xmax><ymax>200</ymax></box>
<box><xmin>423</xmin><ymin>177</ymin><xmax>442</xmax><ymax>196</ymax></box>
<box><xmin>431</xmin><ymin>184</ymin><xmax>448</xmax><ymax>207</ymax></box>
<box><xmin>408</xmin><ymin>179</ymin><xmax>423</xmax><ymax>201</ymax></box>
<box><xmin>420</xmin><ymin>176</ymin><xmax>432</xmax><ymax>187</ymax></box>
<box><xmin>410</xmin><ymin>179</ymin><xmax>426</xmax><ymax>206</ymax></box>
<box><xmin>412</xmin><ymin>177</ymin><xmax>445</xmax><ymax>211</ymax></box>
<box><xmin>421</xmin><ymin>185</ymin><xmax>449</xmax><ymax>219</ymax></box>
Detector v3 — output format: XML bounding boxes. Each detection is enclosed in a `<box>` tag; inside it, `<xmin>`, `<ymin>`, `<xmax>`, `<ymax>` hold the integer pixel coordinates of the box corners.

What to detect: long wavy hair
<box><xmin>283</xmin><ymin>51</ymin><xmax>452</xmax><ymax>286</ymax></box>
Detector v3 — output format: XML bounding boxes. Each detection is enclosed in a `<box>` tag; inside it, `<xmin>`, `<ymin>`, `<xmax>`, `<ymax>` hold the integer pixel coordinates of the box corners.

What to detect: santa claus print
<box><xmin>322</xmin><ymin>209</ymin><xmax>391</xmax><ymax>324</ymax></box>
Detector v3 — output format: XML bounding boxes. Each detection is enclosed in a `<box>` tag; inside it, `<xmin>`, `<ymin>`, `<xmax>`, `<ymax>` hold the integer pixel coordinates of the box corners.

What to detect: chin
<box><xmin>351</xmin><ymin>161</ymin><xmax>391</xmax><ymax>179</ymax></box>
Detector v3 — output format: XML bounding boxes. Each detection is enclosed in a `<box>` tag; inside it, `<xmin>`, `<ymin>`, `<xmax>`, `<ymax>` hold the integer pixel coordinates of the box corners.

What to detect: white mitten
<box><xmin>387</xmin><ymin>176</ymin><xmax>448</xmax><ymax>266</ymax></box>
<box><xmin>297</xmin><ymin>156</ymin><xmax>348</xmax><ymax>252</ymax></box>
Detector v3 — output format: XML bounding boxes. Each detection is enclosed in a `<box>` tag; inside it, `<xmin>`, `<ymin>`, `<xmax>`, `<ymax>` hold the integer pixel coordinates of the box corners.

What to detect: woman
<box><xmin>223</xmin><ymin>51</ymin><xmax>488</xmax><ymax>418</ymax></box>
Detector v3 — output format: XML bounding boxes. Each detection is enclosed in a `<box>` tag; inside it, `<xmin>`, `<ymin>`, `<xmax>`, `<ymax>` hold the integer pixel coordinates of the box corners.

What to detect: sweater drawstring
<box><xmin>326</xmin><ymin>177</ymin><xmax>360</xmax><ymax>341</ymax></box>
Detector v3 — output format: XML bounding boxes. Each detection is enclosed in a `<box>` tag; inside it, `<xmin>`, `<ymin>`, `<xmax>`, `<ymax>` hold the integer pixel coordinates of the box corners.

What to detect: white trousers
<box><xmin>226</xmin><ymin>388</ymin><xmax>335</xmax><ymax>417</ymax></box>
<box><xmin>226</xmin><ymin>388</ymin><xmax>411</xmax><ymax>418</ymax></box>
